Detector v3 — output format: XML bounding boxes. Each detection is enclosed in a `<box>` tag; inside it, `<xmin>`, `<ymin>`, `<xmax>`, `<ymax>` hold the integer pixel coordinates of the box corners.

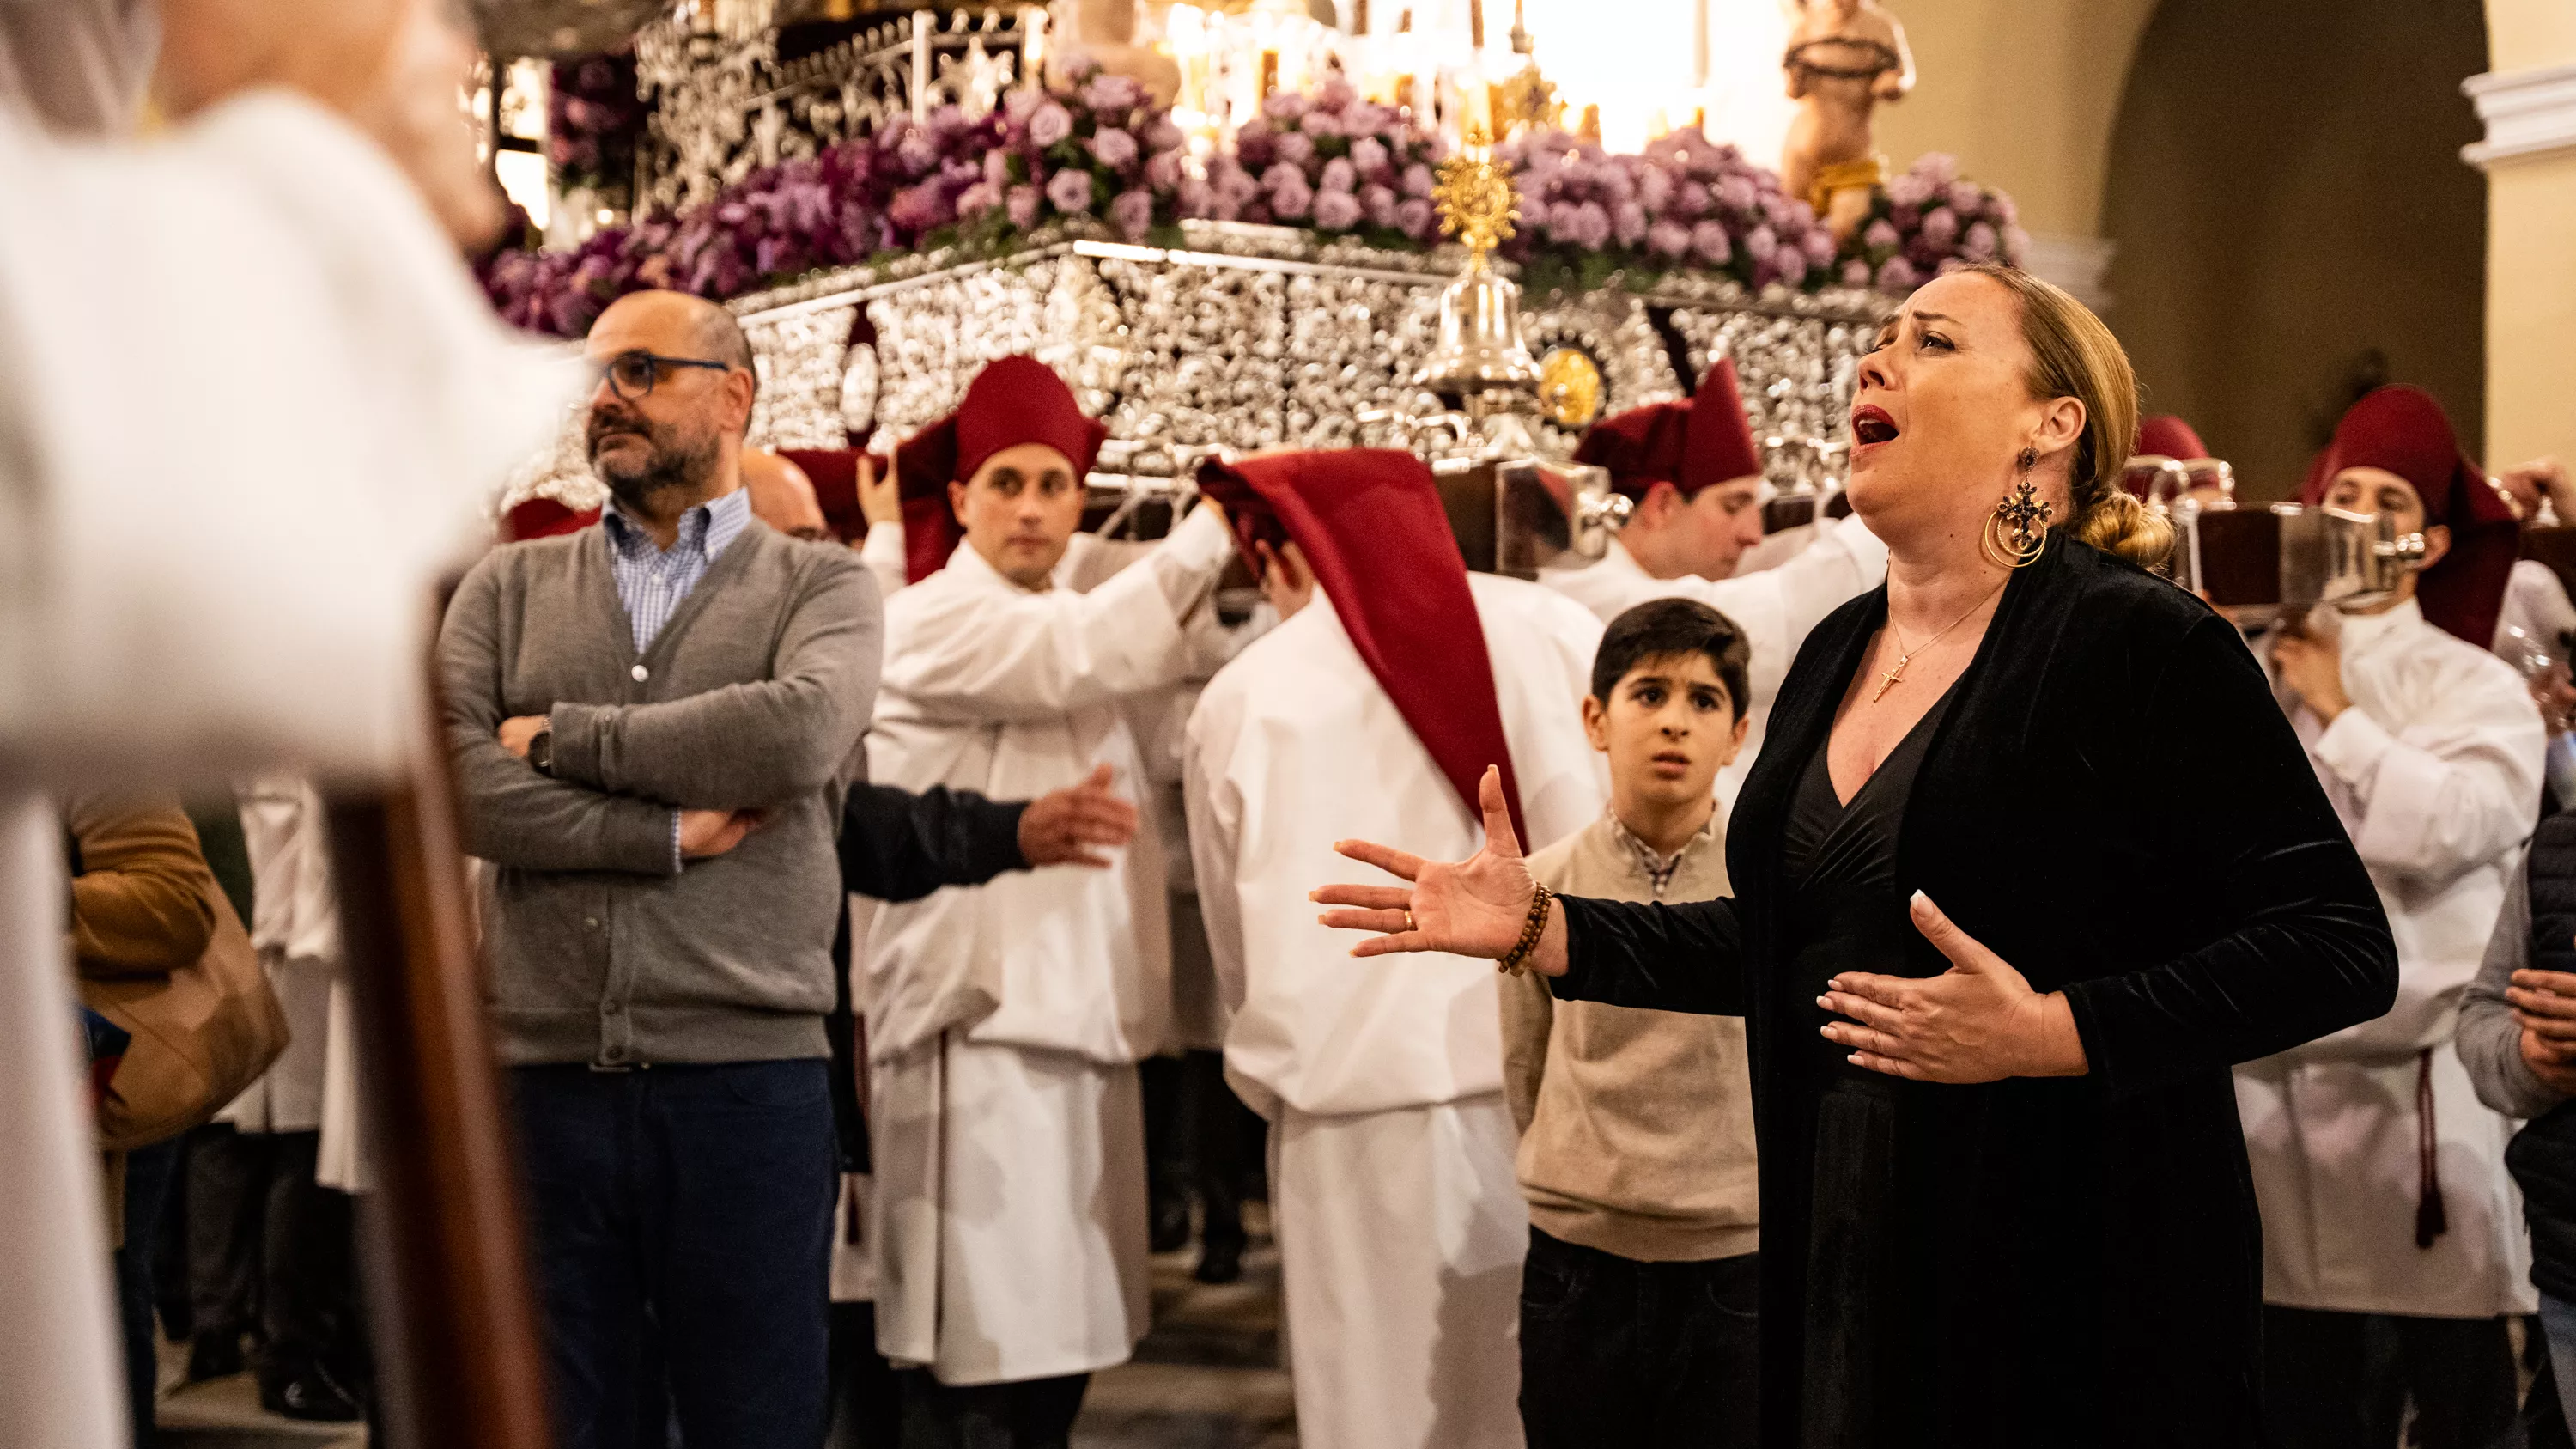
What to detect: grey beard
<box><xmin>598</xmin><ymin>434</ymin><xmax>719</xmax><ymax>517</ymax></box>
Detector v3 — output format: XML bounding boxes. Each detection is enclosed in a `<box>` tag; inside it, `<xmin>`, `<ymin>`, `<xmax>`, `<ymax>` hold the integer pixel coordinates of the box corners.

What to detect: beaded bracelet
<box><xmin>1496</xmin><ymin>882</ymin><xmax>1554</xmax><ymax>977</ymax></box>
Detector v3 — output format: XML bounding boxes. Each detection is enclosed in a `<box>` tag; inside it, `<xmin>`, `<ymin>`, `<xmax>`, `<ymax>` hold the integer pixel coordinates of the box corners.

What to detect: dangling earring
<box><xmin>1982</xmin><ymin>446</ymin><xmax>2053</xmax><ymax>570</ymax></box>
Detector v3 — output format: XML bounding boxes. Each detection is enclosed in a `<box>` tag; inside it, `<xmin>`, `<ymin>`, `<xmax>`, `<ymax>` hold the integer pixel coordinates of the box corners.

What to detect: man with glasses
<box><xmin>439</xmin><ymin>288</ymin><xmax>879</xmax><ymax>1448</ymax></box>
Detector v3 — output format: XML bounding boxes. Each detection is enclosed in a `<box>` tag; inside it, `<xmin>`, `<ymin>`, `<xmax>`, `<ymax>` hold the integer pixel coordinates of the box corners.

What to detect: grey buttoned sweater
<box><xmin>439</xmin><ymin>522</ymin><xmax>880</xmax><ymax>1067</ymax></box>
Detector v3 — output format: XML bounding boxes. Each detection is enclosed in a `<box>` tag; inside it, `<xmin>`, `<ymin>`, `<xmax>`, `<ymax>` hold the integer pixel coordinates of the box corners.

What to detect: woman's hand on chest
<box><xmin>1816</xmin><ymin>890</ymin><xmax>2090</xmax><ymax>1083</ymax></box>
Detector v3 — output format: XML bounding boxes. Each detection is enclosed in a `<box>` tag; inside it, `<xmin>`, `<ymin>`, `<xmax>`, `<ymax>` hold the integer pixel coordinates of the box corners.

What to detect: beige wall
<box><xmin>1869</xmin><ymin>0</ymin><xmax>2159</xmax><ymax>238</ymax></box>
<box><xmin>2482</xmin><ymin>1</ymin><xmax>2576</xmax><ymax>469</ymax></box>
<box><xmin>2097</xmin><ymin>0</ymin><xmax>2488</xmax><ymax>500</ymax></box>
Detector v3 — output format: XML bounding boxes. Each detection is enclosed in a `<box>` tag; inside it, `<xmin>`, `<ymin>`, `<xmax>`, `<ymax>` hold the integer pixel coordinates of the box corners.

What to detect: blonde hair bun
<box><xmin>2071</xmin><ymin>486</ymin><xmax>2176</xmax><ymax>569</ymax></box>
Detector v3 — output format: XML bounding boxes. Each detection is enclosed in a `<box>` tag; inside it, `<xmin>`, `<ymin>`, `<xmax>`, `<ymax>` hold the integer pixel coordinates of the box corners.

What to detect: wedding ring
<box><xmin>1404</xmin><ymin>910</ymin><xmax>1417</xmax><ymax>933</ymax></box>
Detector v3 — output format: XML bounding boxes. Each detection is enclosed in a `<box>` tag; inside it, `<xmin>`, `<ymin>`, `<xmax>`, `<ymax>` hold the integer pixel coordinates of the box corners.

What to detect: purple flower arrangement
<box><xmin>548</xmin><ymin>51</ymin><xmax>646</xmax><ymax>202</ymax></box>
<box><xmin>1492</xmin><ymin>125</ymin><xmax>1840</xmax><ymax>295</ymax></box>
<box><xmin>480</xmin><ymin>68</ymin><xmax>1192</xmax><ymax>338</ymax></box>
<box><xmin>1189</xmin><ymin>75</ymin><xmax>1448</xmax><ymax>243</ymax></box>
<box><xmin>480</xmin><ymin>70</ymin><xmax>2025</xmax><ymax>338</ymax></box>
<box><xmin>1830</xmin><ymin>153</ymin><xmax>2029</xmax><ymax>295</ymax></box>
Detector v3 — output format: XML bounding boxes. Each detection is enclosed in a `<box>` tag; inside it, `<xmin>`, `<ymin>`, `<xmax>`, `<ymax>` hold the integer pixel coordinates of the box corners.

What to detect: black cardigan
<box><xmin>1552</xmin><ymin>533</ymin><xmax>2397</xmax><ymax>1447</ymax></box>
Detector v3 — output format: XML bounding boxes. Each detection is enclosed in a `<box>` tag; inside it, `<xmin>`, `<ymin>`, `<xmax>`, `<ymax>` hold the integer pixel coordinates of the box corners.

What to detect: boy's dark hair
<box><xmin>1590</xmin><ymin>598</ymin><xmax>1750</xmax><ymax>721</ymax></box>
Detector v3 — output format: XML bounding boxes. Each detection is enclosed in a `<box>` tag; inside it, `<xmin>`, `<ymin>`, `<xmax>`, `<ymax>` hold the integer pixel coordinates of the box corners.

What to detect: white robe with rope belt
<box><xmin>0</xmin><ymin>88</ymin><xmax>565</xmax><ymax>1449</ymax></box>
<box><xmin>862</xmin><ymin>506</ymin><xmax>1236</xmax><ymax>1385</ymax></box>
<box><xmin>2236</xmin><ymin>600</ymin><xmax>2544</xmax><ymax>1319</ymax></box>
<box><xmin>1184</xmin><ymin>573</ymin><xmax>1606</xmax><ymax>1449</ymax></box>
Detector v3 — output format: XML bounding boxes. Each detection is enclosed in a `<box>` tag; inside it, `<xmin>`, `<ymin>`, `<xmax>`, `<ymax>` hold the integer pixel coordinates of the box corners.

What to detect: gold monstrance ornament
<box><xmin>1414</xmin><ymin>126</ymin><xmax>1543</xmax><ymax>405</ymax></box>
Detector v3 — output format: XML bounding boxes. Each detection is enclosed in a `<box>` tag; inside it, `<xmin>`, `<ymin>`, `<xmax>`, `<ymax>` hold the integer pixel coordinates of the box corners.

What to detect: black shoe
<box><xmin>186</xmin><ymin>1332</ymin><xmax>245</xmax><ymax>1384</ymax></box>
<box><xmin>1149</xmin><ymin>1197</ymin><xmax>1194</xmax><ymax>1255</ymax></box>
<box><xmin>260</xmin><ymin>1363</ymin><xmax>362</xmax><ymax>1422</ymax></box>
<box><xmin>1195</xmin><ymin>1234</ymin><xmax>1243</xmax><ymax>1284</ymax></box>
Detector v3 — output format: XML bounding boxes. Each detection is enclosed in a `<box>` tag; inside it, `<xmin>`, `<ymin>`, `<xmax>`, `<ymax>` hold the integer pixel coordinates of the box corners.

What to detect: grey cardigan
<box><xmin>2461</xmin><ymin>867</ymin><xmax>2564</xmax><ymax>1120</ymax></box>
<box><xmin>439</xmin><ymin>520</ymin><xmax>880</xmax><ymax>1066</ymax></box>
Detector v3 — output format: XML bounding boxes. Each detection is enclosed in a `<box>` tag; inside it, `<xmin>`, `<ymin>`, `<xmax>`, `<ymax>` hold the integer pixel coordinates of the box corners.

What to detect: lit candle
<box><xmin>1470</xmin><ymin>0</ymin><xmax>1485</xmax><ymax>49</ymax></box>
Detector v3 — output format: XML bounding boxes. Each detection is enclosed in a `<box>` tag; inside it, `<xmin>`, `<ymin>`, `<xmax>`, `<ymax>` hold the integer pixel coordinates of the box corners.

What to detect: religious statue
<box><xmin>1781</xmin><ymin>0</ymin><xmax>1915</xmax><ymax>242</ymax></box>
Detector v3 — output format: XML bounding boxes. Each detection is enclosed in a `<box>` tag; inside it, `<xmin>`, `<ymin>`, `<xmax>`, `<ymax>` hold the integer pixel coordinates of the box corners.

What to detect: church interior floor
<box><xmin>1075</xmin><ymin>1202</ymin><xmax>1297</xmax><ymax>1448</ymax></box>
<box><xmin>148</xmin><ymin>1203</ymin><xmax>1294</xmax><ymax>1449</ymax></box>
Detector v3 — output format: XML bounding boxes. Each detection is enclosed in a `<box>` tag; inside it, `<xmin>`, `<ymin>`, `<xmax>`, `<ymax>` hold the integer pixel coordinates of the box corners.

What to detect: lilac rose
<box><xmin>1361</xmin><ymin>183</ymin><xmax>1399</xmax><ymax>228</ymax></box>
<box><xmin>1350</xmin><ymin>136</ymin><xmax>1391</xmax><ymax>178</ymax></box>
<box><xmin>1545</xmin><ymin>200</ymin><xmax>1584</xmax><ymax>240</ymax></box>
<box><xmin>1145</xmin><ymin>116</ymin><xmax>1185</xmax><ymax>151</ymax></box>
<box><xmin>1990</xmin><ymin>192</ymin><xmax>2020</xmax><ymax>227</ymax></box>
<box><xmin>1145</xmin><ymin>149</ymin><xmax>1182</xmax><ymax>191</ymax></box>
<box><xmin>1716</xmin><ymin>174</ymin><xmax>1757</xmax><ymax>216</ymax></box>
<box><xmin>984</xmin><ymin>149</ymin><xmax>1013</xmax><ymax>186</ymax></box>
<box><xmin>1691</xmin><ymin>220</ymin><xmax>1732</xmax><ymax>265</ymax></box>
<box><xmin>1875</xmin><ymin>255</ymin><xmax>1918</xmax><ymax>292</ymax></box>
<box><xmin>1921</xmin><ymin>207</ymin><xmax>1959</xmax><ymax>248</ymax></box>
<box><xmin>1028</xmin><ymin>100</ymin><xmax>1074</xmax><ymax>148</ymax></box>
<box><xmin>1569</xmin><ymin>201</ymin><xmax>1613</xmax><ymax>250</ymax></box>
<box><xmin>1217</xmin><ymin>165</ymin><xmax>1263</xmax><ymax>210</ymax></box>
<box><xmin>1615</xmin><ymin>201</ymin><xmax>1649</xmax><ymax>247</ymax></box>
<box><xmin>1841</xmin><ymin>259</ymin><xmax>1874</xmax><ymax>288</ymax></box>
<box><xmin>1401</xmin><ymin>163</ymin><xmax>1435</xmax><ymax>198</ymax></box>
<box><xmin>1947</xmin><ymin>180</ymin><xmax>1984</xmax><ymax>216</ymax></box>
<box><xmin>1314</xmin><ymin>75</ymin><xmax>1357</xmax><ymax>112</ymax></box>
<box><xmin>1275</xmin><ymin>131</ymin><xmax>1317</xmax><ymax>167</ymax></box>
<box><xmin>1346</xmin><ymin>101</ymin><xmax>1391</xmax><ymax>133</ymax></box>
<box><xmin>1935</xmin><ymin>255</ymin><xmax>1967</xmax><ymax>277</ymax></box>
<box><xmin>1320</xmin><ymin>157</ymin><xmax>1358</xmax><ymax>194</ymax></box>
<box><xmin>1091</xmin><ymin>127</ymin><xmax>1139</xmax><ymax>170</ymax></box>
<box><xmin>1270</xmin><ymin>176</ymin><xmax>1315</xmax><ymax>221</ymax></box>
<box><xmin>1801</xmin><ymin>228</ymin><xmax>1836</xmax><ymax>265</ymax></box>
<box><xmin>1046</xmin><ymin>167</ymin><xmax>1095</xmax><ymax>215</ymax></box>
<box><xmin>957</xmin><ymin>180</ymin><xmax>1003</xmax><ymax>221</ymax></box>
<box><xmin>1636</xmin><ymin>164</ymin><xmax>1673</xmax><ymax>213</ymax></box>
<box><xmin>1302</xmin><ymin>110</ymin><xmax>1346</xmax><ymax>141</ymax></box>
<box><xmin>1885</xmin><ymin>173</ymin><xmax>1933</xmax><ymax>210</ymax></box>
<box><xmin>1915</xmin><ymin>153</ymin><xmax>1960</xmax><ymax>186</ymax></box>
<box><xmin>1004</xmin><ymin>88</ymin><xmax>1042</xmax><ymax>125</ymax></box>
<box><xmin>1664</xmin><ymin>181</ymin><xmax>1708</xmax><ymax>220</ymax></box>
<box><xmin>1743</xmin><ymin>224</ymin><xmax>1778</xmax><ymax>261</ymax></box>
<box><xmin>1084</xmin><ymin>74</ymin><xmax>1145</xmax><ymax>113</ymax></box>
<box><xmin>1263</xmin><ymin>92</ymin><xmax>1309</xmax><ymax>122</ymax></box>
<box><xmin>1863</xmin><ymin>218</ymin><xmax>1900</xmax><ymax>251</ymax></box>
<box><xmin>1963</xmin><ymin>221</ymin><xmax>1999</xmax><ymax>261</ymax></box>
<box><xmin>1261</xmin><ymin>161</ymin><xmax>1306</xmax><ymax>192</ymax></box>
<box><xmin>1395</xmin><ymin>197</ymin><xmax>1436</xmax><ymax>240</ymax></box>
<box><xmin>1771</xmin><ymin>249</ymin><xmax>1808</xmax><ymax>289</ymax></box>
<box><xmin>1313</xmin><ymin>189</ymin><xmax>1364</xmax><ymax>231</ymax></box>
<box><xmin>1110</xmin><ymin>187</ymin><xmax>1156</xmax><ymax>240</ymax></box>
<box><xmin>1178</xmin><ymin>176</ymin><xmax>1213</xmax><ymax>217</ymax></box>
<box><xmin>1647</xmin><ymin>219</ymin><xmax>1692</xmax><ymax>258</ymax></box>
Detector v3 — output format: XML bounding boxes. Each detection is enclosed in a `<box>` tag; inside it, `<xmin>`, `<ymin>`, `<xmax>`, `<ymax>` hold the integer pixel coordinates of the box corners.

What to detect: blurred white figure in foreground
<box><xmin>0</xmin><ymin>3</ymin><xmax>567</xmax><ymax>1444</ymax></box>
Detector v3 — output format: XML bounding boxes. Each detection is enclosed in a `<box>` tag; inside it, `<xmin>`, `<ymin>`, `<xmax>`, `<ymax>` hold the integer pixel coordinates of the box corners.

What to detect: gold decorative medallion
<box><xmin>1537</xmin><ymin>346</ymin><xmax>1604</xmax><ymax>429</ymax></box>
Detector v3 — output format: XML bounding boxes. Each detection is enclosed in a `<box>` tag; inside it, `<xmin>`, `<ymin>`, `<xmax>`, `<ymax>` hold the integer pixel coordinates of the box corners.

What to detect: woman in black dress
<box><xmin>1315</xmin><ymin>265</ymin><xmax>2398</xmax><ymax>1446</ymax></box>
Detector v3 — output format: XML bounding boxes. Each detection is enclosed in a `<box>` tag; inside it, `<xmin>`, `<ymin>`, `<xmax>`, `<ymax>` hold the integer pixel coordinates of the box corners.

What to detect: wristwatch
<box><xmin>529</xmin><ymin>727</ymin><xmax>555</xmax><ymax>777</ymax></box>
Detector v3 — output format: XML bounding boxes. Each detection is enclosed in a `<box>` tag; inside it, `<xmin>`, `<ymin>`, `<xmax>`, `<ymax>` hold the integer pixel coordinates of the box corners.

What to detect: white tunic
<box><xmin>0</xmin><ymin>92</ymin><xmax>565</xmax><ymax>1449</ymax></box>
<box><xmin>221</xmin><ymin>777</ymin><xmax>340</xmax><ymax>1135</ymax></box>
<box><xmin>1185</xmin><ymin>574</ymin><xmax>1605</xmax><ymax>1449</ymax></box>
<box><xmin>2236</xmin><ymin>600</ymin><xmax>2546</xmax><ymax>1319</ymax></box>
<box><xmin>863</xmin><ymin>506</ymin><xmax>1236</xmax><ymax>1384</ymax></box>
<box><xmin>1540</xmin><ymin>519</ymin><xmax>1886</xmax><ymax>803</ymax></box>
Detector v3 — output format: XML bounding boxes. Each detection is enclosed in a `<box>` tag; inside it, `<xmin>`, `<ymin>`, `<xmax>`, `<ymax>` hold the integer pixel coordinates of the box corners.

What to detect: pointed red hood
<box><xmin>501</xmin><ymin>496</ymin><xmax>599</xmax><ymax>542</ymax></box>
<box><xmin>2302</xmin><ymin>385</ymin><xmax>2517</xmax><ymax>648</ymax></box>
<box><xmin>892</xmin><ymin>356</ymin><xmax>1109</xmax><ymax>583</ymax></box>
<box><xmin>775</xmin><ymin>447</ymin><xmax>890</xmax><ymax>545</ymax></box>
<box><xmin>1196</xmin><ymin>449</ymin><xmax>1529</xmax><ymax>844</ymax></box>
<box><xmin>1572</xmin><ymin>357</ymin><xmax>1763</xmax><ymax>501</ymax></box>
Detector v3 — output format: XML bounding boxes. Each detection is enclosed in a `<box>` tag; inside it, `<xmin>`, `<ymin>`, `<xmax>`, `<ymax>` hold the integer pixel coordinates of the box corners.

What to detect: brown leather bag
<box><xmin>79</xmin><ymin>884</ymin><xmax>290</xmax><ymax>1153</ymax></box>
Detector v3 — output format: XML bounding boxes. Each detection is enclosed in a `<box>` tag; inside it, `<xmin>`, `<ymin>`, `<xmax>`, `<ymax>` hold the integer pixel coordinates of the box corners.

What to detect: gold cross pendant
<box><xmin>1872</xmin><ymin>661</ymin><xmax>1906</xmax><ymax>701</ymax></box>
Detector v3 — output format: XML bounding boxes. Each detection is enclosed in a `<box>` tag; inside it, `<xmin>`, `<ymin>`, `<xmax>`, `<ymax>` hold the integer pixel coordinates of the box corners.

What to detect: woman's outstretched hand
<box><xmin>1311</xmin><ymin>767</ymin><xmax>1564</xmax><ymax>973</ymax></box>
<box><xmin>1817</xmin><ymin>892</ymin><xmax>2090</xmax><ymax>1082</ymax></box>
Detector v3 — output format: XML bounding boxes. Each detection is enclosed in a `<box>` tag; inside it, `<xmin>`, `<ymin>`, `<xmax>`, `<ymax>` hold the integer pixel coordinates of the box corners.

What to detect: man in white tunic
<box><xmin>1543</xmin><ymin>359</ymin><xmax>1886</xmax><ymax>801</ymax></box>
<box><xmin>1185</xmin><ymin>449</ymin><xmax>1605</xmax><ymax>1449</ymax></box>
<box><xmin>864</xmin><ymin>355</ymin><xmax>1239</xmax><ymax>1442</ymax></box>
<box><xmin>0</xmin><ymin>3</ymin><xmax>563</xmax><ymax>1445</ymax></box>
<box><xmin>2240</xmin><ymin>386</ymin><xmax>2545</xmax><ymax>1446</ymax></box>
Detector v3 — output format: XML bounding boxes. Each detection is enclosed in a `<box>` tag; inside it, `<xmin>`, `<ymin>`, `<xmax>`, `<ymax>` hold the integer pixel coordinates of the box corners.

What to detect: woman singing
<box><xmin>1314</xmin><ymin>265</ymin><xmax>2398</xmax><ymax>1446</ymax></box>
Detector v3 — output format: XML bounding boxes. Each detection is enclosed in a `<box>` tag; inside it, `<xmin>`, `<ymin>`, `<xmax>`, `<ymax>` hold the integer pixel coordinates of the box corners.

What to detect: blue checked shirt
<box><xmin>601</xmin><ymin>486</ymin><xmax>754</xmax><ymax>653</ymax></box>
<box><xmin>599</xmin><ymin>487</ymin><xmax>754</xmax><ymax>867</ymax></box>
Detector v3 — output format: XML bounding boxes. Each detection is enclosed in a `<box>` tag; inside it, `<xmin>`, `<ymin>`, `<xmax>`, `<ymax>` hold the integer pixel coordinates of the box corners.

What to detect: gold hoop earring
<box><xmin>1981</xmin><ymin>447</ymin><xmax>2053</xmax><ymax>570</ymax></box>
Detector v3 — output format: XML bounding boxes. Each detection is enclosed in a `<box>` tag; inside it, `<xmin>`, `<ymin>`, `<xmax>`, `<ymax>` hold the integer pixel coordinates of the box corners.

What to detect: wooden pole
<box><xmin>327</xmin><ymin>754</ymin><xmax>552</xmax><ymax>1449</ymax></box>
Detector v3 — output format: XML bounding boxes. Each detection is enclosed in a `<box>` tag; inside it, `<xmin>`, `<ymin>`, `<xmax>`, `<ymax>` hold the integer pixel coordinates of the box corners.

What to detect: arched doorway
<box><xmin>2102</xmin><ymin>0</ymin><xmax>2488</xmax><ymax>498</ymax></box>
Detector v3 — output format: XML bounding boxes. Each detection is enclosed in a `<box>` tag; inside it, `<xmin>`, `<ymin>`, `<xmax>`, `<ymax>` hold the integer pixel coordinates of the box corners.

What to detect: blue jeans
<box><xmin>509</xmin><ymin>1061</ymin><xmax>837</xmax><ymax>1449</ymax></box>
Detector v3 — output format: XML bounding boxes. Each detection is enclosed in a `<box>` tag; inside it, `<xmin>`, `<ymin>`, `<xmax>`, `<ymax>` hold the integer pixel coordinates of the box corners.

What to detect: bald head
<box><xmin>741</xmin><ymin>451</ymin><xmax>832</xmax><ymax>542</ymax></box>
<box><xmin>583</xmin><ymin>289</ymin><xmax>761</xmax><ymax>539</ymax></box>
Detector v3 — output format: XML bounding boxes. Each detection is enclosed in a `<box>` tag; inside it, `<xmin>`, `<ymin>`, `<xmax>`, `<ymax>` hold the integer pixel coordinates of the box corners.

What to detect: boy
<box><xmin>1504</xmin><ymin>596</ymin><xmax>1760</xmax><ymax>1449</ymax></box>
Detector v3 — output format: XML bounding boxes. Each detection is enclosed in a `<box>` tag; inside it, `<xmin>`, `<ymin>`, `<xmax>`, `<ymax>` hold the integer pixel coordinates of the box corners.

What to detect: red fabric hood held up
<box><xmin>1195</xmin><ymin>448</ymin><xmax>1531</xmax><ymax>846</ymax></box>
<box><xmin>1571</xmin><ymin>357</ymin><xmax>1763</xmax><ymax>502</ymax></box>
<box><xmin>891</xmin><ymin>355</ymin><xmax>1109</xmax><ymax>583</ymax></box>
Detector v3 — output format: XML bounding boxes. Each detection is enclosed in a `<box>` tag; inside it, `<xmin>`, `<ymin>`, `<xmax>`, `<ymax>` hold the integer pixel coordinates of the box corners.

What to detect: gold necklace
<box><xmin>1870</xmin><ymin>581</ymin><xmax>2006</xmax><ymax>703</ymax></box>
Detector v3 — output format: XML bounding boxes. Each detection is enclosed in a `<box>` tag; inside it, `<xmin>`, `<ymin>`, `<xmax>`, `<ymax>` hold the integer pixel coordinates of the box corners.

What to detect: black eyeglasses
<box><xmin>593</xmin><ymin>350</ymin><xmax>734</xmax><ymax>402</ymax></box>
